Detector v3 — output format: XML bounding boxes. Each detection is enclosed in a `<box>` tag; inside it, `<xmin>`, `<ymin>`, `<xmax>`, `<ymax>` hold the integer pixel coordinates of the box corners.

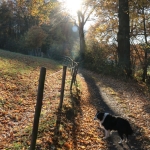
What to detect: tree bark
<box><xmin>77</xmin><ymin>11</ymin><xmax>86</xmax><ymax>60</ymax></box>
<box><xmin>118</xmin><ymin>0</ymin><xmax>132</xmax><ymax>77</ymax></box>
<box><xmin>79</xmin><ymin>24</ymin><xmax>86</xmax><ymax>59</ymax></box>
<box><xmin>142</xmin><ymin>7</ymin><xmax>148</xmax><ymax>82</ymax></box>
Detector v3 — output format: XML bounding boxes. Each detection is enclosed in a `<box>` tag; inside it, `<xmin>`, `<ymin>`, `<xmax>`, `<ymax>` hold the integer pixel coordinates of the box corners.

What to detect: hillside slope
<box><xmin>0</xmin><ymin>50</ymin><xmax>63</xmax><ymax>149</ymax></box>
<box><xmin>0</xmin><ymin>50</ymin><xmax>149</xmax><ymax>150</ymax></box>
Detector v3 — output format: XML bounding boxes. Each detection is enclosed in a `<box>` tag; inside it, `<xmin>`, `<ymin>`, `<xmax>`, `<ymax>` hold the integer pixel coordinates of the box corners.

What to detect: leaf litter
<box><xmin>79</xmin><ymin>69</ymin><xmax>150</xmax><ymax>150</ymax></box>
<box><xmin>0</xmin><ymin>50</ymin><xmax>150</xmax><ymax>150</ymax></box>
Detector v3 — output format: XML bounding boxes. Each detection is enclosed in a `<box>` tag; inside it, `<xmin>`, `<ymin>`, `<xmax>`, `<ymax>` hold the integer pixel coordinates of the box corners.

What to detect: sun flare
<box><xmin>65</xmin><ymin>0</ymin><xmax>82</xmax><ymax>15</ymax></box>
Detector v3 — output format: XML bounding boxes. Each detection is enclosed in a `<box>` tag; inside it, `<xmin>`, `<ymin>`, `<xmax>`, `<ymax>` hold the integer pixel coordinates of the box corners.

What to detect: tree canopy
<box><xmin>0</xmin><ymin>0</ymin><xmax>150</xmax><ymax>79</ymax></box>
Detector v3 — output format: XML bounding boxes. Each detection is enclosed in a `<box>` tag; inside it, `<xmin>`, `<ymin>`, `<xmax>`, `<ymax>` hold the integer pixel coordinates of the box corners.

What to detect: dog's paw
<box><xmin>103</xmin><ymin>137</ymin><xmax>107</xmax><ymax>140</ymax></box>
<box><xmin>118</xmin><ymin>140</ymin><xmax>123</xmax><ymax>144</ymax></box>
<box><xmin>125</xmin><ymin>140</ymin><xmax>128</xmax><ymax>143</ymax></box>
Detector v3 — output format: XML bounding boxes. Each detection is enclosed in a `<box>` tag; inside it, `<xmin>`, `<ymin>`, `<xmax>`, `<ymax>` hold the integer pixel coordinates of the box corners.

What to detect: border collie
<box><xmin>94</xmin><ymin>111</ymin><xmax>133</xmax><ymax>143</ymax></box>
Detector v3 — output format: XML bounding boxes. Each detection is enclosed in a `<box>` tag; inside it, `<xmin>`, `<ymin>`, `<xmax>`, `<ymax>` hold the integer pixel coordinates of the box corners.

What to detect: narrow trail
<box><xmin>79</xmin><ymin>69</ymin><xmax>149</xmax><ymax>150</ymax></box>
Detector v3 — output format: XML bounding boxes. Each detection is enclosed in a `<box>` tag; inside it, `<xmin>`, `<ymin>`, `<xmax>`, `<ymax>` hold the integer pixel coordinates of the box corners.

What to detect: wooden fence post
<box><xmin>73</xmin><ymin>63</ymin><xmax>79</xmax><ymax>83</ymax></box>
<box><xmin>70</xmin><ymin>63</ymin><xmax>79</xmax><ymax>90</ymax></box>
<box><xmin>59</xmin><ymin>66</ymin><xmax>67</xmax><ymax>110</ymax></box>
<box><xmin>30</xmin><ymin>67</ymin><xmax>46</xmax><ymax>150</ymax></box>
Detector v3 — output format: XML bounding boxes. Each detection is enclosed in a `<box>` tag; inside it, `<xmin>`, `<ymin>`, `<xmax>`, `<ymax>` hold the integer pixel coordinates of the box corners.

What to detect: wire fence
<box><xmin>0</xmin><ymin>56</ymin><xmax>79</xmax><ymax>149</ymax></box>
<box><xmin>30</xmin><ymin>56</ymin><xmax>79</xmax><ymax>149</ymax></box>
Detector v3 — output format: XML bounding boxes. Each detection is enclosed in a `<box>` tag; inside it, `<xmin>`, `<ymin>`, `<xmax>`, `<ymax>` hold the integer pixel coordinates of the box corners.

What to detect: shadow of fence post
<box><xmin>54</xmin><ymin>66</ymin><xmax>67</xmax><ymax>138</ymax></box>
<box><xmin>29</xmin><ymin>67</ymin><xmax>46</xmax><ymax>150</ymax></box>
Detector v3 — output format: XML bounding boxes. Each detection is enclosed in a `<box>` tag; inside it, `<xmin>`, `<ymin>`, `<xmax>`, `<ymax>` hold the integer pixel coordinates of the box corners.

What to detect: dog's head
<box><xmin>94</xmin><ymin>111</ymin><xmax>104</xmax><ymax>121</ymax></box>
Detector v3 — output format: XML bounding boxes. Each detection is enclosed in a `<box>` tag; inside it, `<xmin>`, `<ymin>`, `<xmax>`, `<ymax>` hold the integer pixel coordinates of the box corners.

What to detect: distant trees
<box><xmin>85</xmin><ymin>0</ymin><xmax>150</xmax><ymax>79</ymax></box>
<box><xmin>1</xmin><ymin>0</ymin><xmax>150</xmax><ymax>80</ymax></box>
<box><xmin>25</xmin><ymin>26</ymin><xmax>47</xmax><ymax>56</ymax></box>
<box><xmin>0</xmin><ymin>0</ymin><xmax>58</xmax><ymax>52</ymax></box>
<box><xmin>133</xmin><ymin>0</ymin><xmax>150</xmax><ymax>82</ymax></box>
<box><xmin>0</xmin><ymin>1</ymin><xmax>13</xmax><ymax>48</ymax></box>
<box><xmin>0</xmin><ymin>0</ymin><xmax>79</xmax><ymax>59</ymax></box>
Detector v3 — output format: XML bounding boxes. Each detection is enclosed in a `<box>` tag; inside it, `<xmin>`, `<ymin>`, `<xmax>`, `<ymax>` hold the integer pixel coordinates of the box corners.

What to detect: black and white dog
<box><xmin>94</xmin><ymin>111</ymin><xmax>133</xmax><ymax>143</ymax></box>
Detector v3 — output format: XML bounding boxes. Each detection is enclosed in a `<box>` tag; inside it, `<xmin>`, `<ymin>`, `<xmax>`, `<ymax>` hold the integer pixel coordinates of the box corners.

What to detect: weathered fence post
<box><xmin>59</xmin><ymin>66</ymin><xmax>67</xmax><ymax>110</ymax></box>
<box><xmin>73</xmin><ymin>63</ymin><xmax>79</xmax><ymax>83</ymax></box>
<box><xmin>70</xmin><ymin>63</ymin><xmax>79</xmax><ymax>90</ymax></box>
<box><xmin>30</xmin><ymin>67</ymin><xmax>46</xmax><ymax>150</ymax></box>
<box><xmin>71</xmin><ymin>61</ymin><xmax>75</xmax><ymax>75</ymax></box>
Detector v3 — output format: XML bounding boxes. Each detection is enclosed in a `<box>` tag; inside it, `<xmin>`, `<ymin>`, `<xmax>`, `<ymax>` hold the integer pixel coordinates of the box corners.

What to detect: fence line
<box><xmin>44</xmin><ymin>69</ymin><xmax>63</xmax><ymax>101</ymax></box>
<box><xmin>62</xmin><ymin>56</ymin><xmax>79</xmax><ymax>86</ymax></box>
<box><xmin>43</xmin><ymin>56</ymin><xmax>79</xmax><ymax>107</ymax></box>
<box><xmin>29</xmin><ymin>56</ymin><xmax>79</xmax><ymax>149</ymax></box>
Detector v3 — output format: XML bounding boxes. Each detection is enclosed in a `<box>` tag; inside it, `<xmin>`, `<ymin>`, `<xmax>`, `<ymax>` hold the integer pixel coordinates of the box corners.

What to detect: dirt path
<box><xmin>78</xmin><ymin>69</ymin><xmax>150</xmax><ymax>150</ymax></box>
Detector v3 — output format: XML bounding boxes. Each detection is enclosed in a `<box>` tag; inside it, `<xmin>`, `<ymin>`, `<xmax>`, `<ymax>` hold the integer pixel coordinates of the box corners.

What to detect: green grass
<box><xmin>0</xmin><ymin>49</ymin><xmax>61</xmax><ymax>76</ymax></box>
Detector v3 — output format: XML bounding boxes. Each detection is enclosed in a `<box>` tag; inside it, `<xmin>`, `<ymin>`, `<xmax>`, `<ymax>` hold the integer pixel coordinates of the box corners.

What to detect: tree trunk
<box><xmin>142</xmin><ymin>7</ymin><xmax>148</xmax><ymax>82</ymax></box>
<box><xmin>77</xmin><ymin>11</ymin><xmax>86</xmax><ymax>60</ymax></box>
<box><xmin>79</xmin><ymin>24</ymin><xmax>86</xmax><ymax>59</ymax></box>
<box><xmin>117</xmin><ymin>0</ymin><xmax>131</xmax><ymax>77</ymax></box>
<box><xmin>142</xmin><ymin>51</ymin><xmax>147</xmax><ymax>82</ymax></box>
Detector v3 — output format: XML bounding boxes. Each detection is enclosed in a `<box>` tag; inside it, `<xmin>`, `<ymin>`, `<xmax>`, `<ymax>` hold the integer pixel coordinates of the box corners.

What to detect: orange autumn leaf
<box><xmin>64</xmin><ymin>142</ymin><xmax>72</xmax><ymax>149</ymax></box>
